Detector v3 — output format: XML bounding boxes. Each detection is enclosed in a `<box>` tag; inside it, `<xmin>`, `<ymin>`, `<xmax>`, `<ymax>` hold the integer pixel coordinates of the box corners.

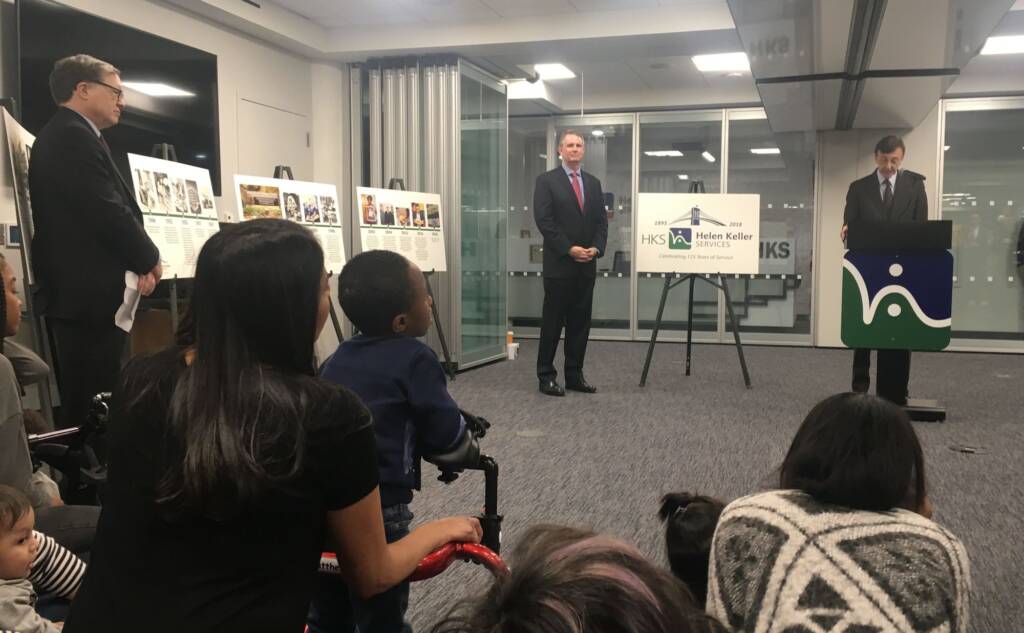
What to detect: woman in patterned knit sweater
<box><xmin>707</xmin><ymin>393</ymin><xmax>969</xmax><ymax>633</ymax></box>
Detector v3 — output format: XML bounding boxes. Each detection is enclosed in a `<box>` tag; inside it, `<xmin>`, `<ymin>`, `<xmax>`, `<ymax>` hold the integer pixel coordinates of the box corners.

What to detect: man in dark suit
<box><xmin>29</xmin><ymin>54</ymin><xmax>161</xmax><ymax>428</ymax></box>
<box><xmin>533</xmin><ymin>130</ymin><xmax>608</xmax><ymax>396</ymax></box>
<box><xmin>841</xmin><ymin>135</ymin><xmax>927</xmax><ymax>405</ymax></box>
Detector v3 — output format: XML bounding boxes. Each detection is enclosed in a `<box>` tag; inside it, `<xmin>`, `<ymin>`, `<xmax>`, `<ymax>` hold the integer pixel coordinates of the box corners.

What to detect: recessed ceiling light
<box><xmin>195</xmin><ymin>153</ymin><xmax>207</xmax><ymax>159</ymax></box>
<box><xmin>122</xmin><ymin>81</ymin><xmax>195</xmax><ymax>97</ymax></box>
<box><xmin>750</xmin><ymin>147</ymin><xmax>781</xmax><ymax>155</ymax></box>
<box><xmin>644</xmin><ymin>150</ymin><xmax>684</xmax><ymax>157</ymax></box>
<box><xmin>943</xmin><ymin>145</ymin><xmax>950</xmax><ymax>151</ymax></box>
<box><xmin>725</xmin><ymin>72</ymin><xmax>744</xmax><ymax>78</ymax></box>
<box><xmin>533</xmin><ymin>63</ymin><xmax>576</xmax><ymax>80</ymax></box>
<box><xmin>981</xmin><ymin>35</ymin><xmax>1024</xmax><ymax>55</ymax></box>
<box><xmin>591</xmin><ymin>129</ymin><xmax>604</xmax><ymax>137</ymax></box>
<box><xmin>701</xmin><ymin>150</ymin><xmax>716</xmax><ymax>163</ymax></box>
<box><xmin>692</xmin><ymin>52</ymin><xmax>750</xmax><ymax>73</ymax></box>
<box><xmin>539</xmin><ymin>153</ymin><xmax>548</xmax><ymax>159</ymax></box>
<box><xmin>677</xmin><ymin>174</ymin><xmax>689</xmax><ymax>180</ymax></box>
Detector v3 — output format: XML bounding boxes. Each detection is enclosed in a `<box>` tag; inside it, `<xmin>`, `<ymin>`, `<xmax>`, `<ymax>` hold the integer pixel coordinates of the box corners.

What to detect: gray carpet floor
<box><xmin>405</xmin><ymin>340</ymin><xmax>1023</xmax><ymax>632</ymax></box>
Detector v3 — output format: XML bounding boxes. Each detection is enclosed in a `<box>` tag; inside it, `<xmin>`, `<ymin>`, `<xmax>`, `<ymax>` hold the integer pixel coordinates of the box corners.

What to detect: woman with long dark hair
<box><xmin>707</xmin><ymin>393</ymin><xmax>970</xmax><ymax>632</ymax></box>
<box><xmin>64</xmin><ymin>220</ymin><xmax>480</xmax><ymax>632</ymax></box>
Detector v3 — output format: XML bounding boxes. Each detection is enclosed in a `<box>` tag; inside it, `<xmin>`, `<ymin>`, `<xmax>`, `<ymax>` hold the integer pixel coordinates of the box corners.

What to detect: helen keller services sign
<box><xmin>636</xmin><ymin>193</ymin><xmax>760</xmax><ymax>274</ymax></box>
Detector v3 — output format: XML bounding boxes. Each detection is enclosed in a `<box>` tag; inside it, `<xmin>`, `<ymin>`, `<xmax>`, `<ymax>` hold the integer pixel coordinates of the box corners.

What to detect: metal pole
<box><xmin>424</xmin><ymin>271</ymin><xmax>456</xmax><ymax>380</ymax></box>
<box><xmin>685</xmin><ymin>275</ymin><xmax>696</xmax><ymax>376</ymax></box>
<box><xmin>719</xmin><ymin>274</ymin><xmax>751</xmax><ymax>387</ymax></box>
<box><xmin>639</xmin><ymin>275</ymin><xmax>671</xmax><ymax>387</ymax></box>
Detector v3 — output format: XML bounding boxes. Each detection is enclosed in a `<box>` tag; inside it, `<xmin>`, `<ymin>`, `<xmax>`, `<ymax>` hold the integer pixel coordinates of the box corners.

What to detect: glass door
<box><xmin>458</xmin><ymin>62</ymin><xmax>508</xmax><ymax>367</ymax></box>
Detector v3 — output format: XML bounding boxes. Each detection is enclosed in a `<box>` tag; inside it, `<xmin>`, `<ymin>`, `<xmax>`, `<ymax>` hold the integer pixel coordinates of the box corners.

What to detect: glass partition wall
<box><xmin>508</xmin><ymin>108</ymin><xmax>816</xmax><ymax>345</ymax></box>
<box><xmin>941</xmin><ymin>98</ymin><xmax>1024</xmax><ymax>350</ymax></box>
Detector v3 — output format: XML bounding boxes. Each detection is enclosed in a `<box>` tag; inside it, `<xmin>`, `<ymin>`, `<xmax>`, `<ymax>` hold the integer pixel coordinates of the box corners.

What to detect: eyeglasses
<box><xmin>89</xmin><ymin>80</ymin><xmax>124</xmax><ymax>101</ymax></box>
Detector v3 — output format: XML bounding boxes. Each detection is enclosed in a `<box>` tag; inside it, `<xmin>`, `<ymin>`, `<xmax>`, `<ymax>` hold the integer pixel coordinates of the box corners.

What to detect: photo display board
<box><xmin>636</xmin><ymin>193</ymin><xmax>760</xmax><ymax>274</ymax></box>
<box><xmin>357</xmin><ymin>186</ymin><xmax>447</xmax><ymax>272</ymax></box>
<box><xmin>128</xmin><ymin>153</ymin><xmax>220</xmax><ymax>279</ymax></box>
<box><xmin>234</xmin><ymin>175</ymin><xmax>347</xmax><ymax>273</ymax></box>
<box><xmin>2</xmin><ymin>109</ymin><xmax>37</xmax><ymax>283</ymax></box>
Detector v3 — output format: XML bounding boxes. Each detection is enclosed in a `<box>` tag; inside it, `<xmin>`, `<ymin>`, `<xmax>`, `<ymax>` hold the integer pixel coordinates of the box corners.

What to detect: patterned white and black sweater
<box><xmin>707</xmin><ymin>490</ymin><xmax>970</xmax><ymax>633</ymax></box>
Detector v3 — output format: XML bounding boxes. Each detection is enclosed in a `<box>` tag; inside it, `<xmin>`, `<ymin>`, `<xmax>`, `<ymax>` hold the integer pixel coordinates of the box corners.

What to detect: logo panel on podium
<box><xmin>841</xmin><ymin>252</ymin><xmax>952</xmax><ymax>351</ymax></box>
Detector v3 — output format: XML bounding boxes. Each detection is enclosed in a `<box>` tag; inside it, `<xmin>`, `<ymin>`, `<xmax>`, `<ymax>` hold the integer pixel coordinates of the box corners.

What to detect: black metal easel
<box><xmin>639</xmin><ymin>180</ymin><xmax>751</xmax><ymax>388</ymax></box>
<box><xmin>386</xmin><ymin>178</ymin><xmax>456</xmax><ymax>379</ymax></box>
<box><xmin>274</xmin><ymin>165</ymin><xmax>344</xmax><ymax>345</ymax></box>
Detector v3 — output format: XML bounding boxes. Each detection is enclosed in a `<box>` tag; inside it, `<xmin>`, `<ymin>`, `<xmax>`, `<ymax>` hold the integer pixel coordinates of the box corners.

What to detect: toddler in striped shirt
<box><xmin>0</xmin><ymin>485</ymin><xmax>86</xmax><ymax>633</ymax></box>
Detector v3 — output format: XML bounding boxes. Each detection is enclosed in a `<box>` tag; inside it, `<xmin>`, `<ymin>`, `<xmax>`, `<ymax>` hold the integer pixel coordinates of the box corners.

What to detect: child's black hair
<box><xmin>658</xmin><ymin>492</ymin><xmax>725</xmax><ymax>608</ymax></box>
<box><xmin>0</xmin><ymin>484</ymin><xmax>32</xmax><ymax>532</ymax></box>
<box><xmin>338</xmin><ymin>250</ymin><xmax>416</xmax><ymax>336</ymax></box>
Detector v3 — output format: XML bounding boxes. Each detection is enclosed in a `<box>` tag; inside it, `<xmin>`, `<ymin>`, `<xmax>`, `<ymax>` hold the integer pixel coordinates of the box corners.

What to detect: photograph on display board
<box><xmin>154</xmin><ymin>173</ymin><xmax>173</xmax><ymax>214</ymax></box>
<box><xmin>411</xmin><ymin>202</ymin><xmax>426</xmax><ymax>227</ymax></box>
<box><xmin>282</xmin><ymin>192</ymin><xmax>302</xmax><ymax>222</ymax></box>
<box><xmin>171</xmin><ymin>178</ymin><xmax>188</xmax><ymax>214</ymax></box>
<box><xmin>239</xmin><ymin>183</ymin><xmax>282</xmax><ymax>219</ymax></box>
<box><xmin>320</xmin><ymin>195</ymin><xmax>338</xmax><ymax>224</ymax></box>
<box><xmin>302</xmin><ymin>195</ymin><xmax>322</xmax><ymax>224</ymax></box>
<box><xmin>396</xmin><ymin>206</ymin><xmax>410</xmax><ymax>227</ymax></box>
<box><xmin>426</xmin><ymin>203</ymin><xmax>440</xmax><ymax>228</ymax></box>
<box><xmin>200</xmin><ymin>185</ymin><xmax>215</xmax><ymax>211</ymax></box>
<box><xmin>360</xmin><ymin>193</ymin><xmax>378</xmax><ymax>225</ymax></box>
<box><xmin>379</xmin><ymin>203</ymin><xmax>395</xmax><ymax>226</ymax></box>
<box><xmin>186</xmin><ymin>180</ymin><xmax>202</xmax><ymax>215</ymax></box>
<box><xmin>133</xmin><ymin>169</ymin><xmax>156</xmax><ymax>213</ymax></box>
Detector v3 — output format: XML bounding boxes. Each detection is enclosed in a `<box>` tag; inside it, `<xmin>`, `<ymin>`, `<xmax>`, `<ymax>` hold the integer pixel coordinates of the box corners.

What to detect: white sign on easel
<box><xmin>636</xmin><ymin>193</ymin><xmax>761</xmax><ymax>275</ymax></box>
<box><xmin>128</xmin><ymin>154</ymin><xmax>220</xmax><ymax>279</ymax></box>
<box><xmin>357</xmin><ymin>186</ymin><xmax>447</xmax><ymax>272</ymax></box>
<box><xmin>234</xmin><ymin>175</ymin><xmax>347</xmax><ymax>273</ymax></box>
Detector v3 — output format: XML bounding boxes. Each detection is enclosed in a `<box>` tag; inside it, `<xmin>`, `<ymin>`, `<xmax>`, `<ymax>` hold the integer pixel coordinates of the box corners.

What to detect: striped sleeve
<box><xmin>27</xmin><ymin>531</ymin><xmax>86</xmax><ymax>599</ymax></box>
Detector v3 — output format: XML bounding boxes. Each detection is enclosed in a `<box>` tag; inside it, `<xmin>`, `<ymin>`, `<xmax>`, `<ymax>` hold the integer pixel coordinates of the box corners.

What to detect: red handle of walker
<box><xmin>319</xmin><ymin>542</ymin><xmax>508</xmax><ymax>582</ymax></box>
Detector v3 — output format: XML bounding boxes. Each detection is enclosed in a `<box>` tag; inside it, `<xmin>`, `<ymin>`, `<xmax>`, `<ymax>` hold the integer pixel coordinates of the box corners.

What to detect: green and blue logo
<box><xmin>668</xmin><ymin>227</ymin><xmax>692</xmax><ymax>250</ymax></box>
<box><xmin>841</xmin><ymin>252</ymin><xmax>952</xmax><ymax>351</ymax></box>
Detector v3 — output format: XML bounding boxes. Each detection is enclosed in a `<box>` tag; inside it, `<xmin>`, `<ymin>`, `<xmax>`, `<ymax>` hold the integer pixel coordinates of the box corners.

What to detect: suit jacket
<box><xmin>28</xmin><ymin>107</ymin><xmax>160</xmax><ymax>325</ymax></box>
<box><xmin>533</xmin><ymin>166</ymin><xmax>608</xmax><ymax>278</ymax></box>
<box><xmin>843</xmin><ymin>169</ymin><xmax>928</xmax><ymax>225</ymax></box>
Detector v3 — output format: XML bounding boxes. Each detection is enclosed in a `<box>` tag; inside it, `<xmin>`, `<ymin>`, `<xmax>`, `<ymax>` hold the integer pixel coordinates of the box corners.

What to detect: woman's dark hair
<box><xmin>658</xmin><ymin>492</ymin><xmax>725</xmax><ymax>608</ymax></box>
<box><xmin>338</xmin><ymin>250</ymin><xmax>415</xmax><ymax>336</ymax></box>
<box><xmin>429</xmin><ymin>524</ymin><xmax>726</xmax><ymax>633</ymax></box>
<box><xmin>780</xmin><ymin>392</ymin><xmax>927</xmax><ymax>513</ymax></box>
<box><xmin>0</xmin><ymin>484</ymin><xmax>31</xmax><ymax>532</ymax></box>
<box><xmin>145</xmin><ymin>219</ymin><xmax>326</xmax><ymax>519</ymax></box>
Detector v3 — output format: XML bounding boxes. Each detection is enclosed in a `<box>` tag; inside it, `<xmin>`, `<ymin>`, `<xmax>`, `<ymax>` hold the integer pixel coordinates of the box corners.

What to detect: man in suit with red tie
<box><xmin>29</xmin><ymin>54</ymin><xmax>162</xmax><ymax>428</ymax></box>
<box><xmin>840</xmin><ymin>135</ymin><xmax>928</xmax><ymax>405</ymax></box>
<box><xmin>533</xmin><ymin>130</ymin><xmax>608</xmax><ymax>396</ymax></box>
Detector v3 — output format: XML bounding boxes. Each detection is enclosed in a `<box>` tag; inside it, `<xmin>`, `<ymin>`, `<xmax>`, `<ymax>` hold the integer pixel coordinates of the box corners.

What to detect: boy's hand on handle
<box><xmin>426</xmin><ymin>516</ymin><xmax>482</xmax><ymax>549</ymax></box>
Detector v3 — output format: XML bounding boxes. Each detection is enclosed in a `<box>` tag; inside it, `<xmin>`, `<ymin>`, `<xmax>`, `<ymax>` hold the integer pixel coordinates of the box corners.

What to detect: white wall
<box><xmin>813</xmin><ymin>103</ymin><xmax>942</xmax><ymax>347</ymax></box>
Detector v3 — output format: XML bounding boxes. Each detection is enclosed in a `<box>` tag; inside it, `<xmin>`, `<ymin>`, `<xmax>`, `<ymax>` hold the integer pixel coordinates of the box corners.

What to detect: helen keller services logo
<box><xmin>841</xmin><ymin>252</ymin><xmax>952</xmax><ymax>351</ymax></box>
<box><xmin>668</xmin><ymin>228</ymin><xmax>692</xmax><ymax>249</ymax></box>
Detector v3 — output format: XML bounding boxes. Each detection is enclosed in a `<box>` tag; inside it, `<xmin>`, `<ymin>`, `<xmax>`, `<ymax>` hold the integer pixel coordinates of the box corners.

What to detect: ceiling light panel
<box><xmin>750</xmin><ymin>148</ymin><xmax>781</xmax><ymax>155</ymax></box>
<box><xmin>644</xmin><ymin>150</ymin><xmax>684</xmax><ymax>157</ymax></box>
<box><xmin>980</xmin><ymin>35</ymin><xmax>1024</xmax><ymax>55</ymax></box>
<box><xmin>123</xmin><ymin>82</ymin><xmax>195</xmax><ymax>97</ymax></box>
<box><xmin>533</xmin><ymin>63</ymin><xmax>576</xmax><ymax>80</ymax></box>
<box><xmin>692</xmin><ymin>52</ymin><xmax>750</xmax><ymax>72</ymax></box>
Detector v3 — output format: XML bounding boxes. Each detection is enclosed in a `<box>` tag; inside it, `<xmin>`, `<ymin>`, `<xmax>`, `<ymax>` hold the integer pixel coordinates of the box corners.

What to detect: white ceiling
<box><xmin>274</xmin><ymin>0</ymin><xmax>718</xmax><ymax>28</ymax></box>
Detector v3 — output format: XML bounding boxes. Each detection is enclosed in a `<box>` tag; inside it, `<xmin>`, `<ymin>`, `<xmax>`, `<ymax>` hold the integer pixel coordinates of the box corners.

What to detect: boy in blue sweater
<box><xmin>308</xmin><ymin>250</ymin><xmax>467</xmax><ymax>633</ymax></box>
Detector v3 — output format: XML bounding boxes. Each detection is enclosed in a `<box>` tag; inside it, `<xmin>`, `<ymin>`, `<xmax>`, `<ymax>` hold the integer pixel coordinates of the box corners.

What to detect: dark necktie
<box><xmin>883</xmin><ymin>178</ymin><xmax>893</xmax><ymax>207</ymax></box>
<box><xmin>571</xmin><ymin>171</ymin><xmax>584</xmax><ymax>213</ymax></box>
<box><xmin>98</xmin><ymin>135</ymin><xmax>111</xmax><ymax>155</ymax></box>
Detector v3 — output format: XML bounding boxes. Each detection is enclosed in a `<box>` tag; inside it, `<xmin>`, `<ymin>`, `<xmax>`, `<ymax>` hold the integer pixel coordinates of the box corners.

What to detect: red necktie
<box><xmin>571</xmin><ymin>171</ymin><xmax>584</xmax><ymax>213</ymax></box>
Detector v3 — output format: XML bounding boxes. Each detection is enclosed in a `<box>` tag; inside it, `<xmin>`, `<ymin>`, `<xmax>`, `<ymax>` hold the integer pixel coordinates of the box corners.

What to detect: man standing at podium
<box><xmin>533</xmin><ymin>130</ymin><xmax>608</xmax><ymax>396</ymax></box>
<box><xmin>841</xmin><ymin>135</ymin><xmax>928</xmax><ymax>405</ymax></box>
<box><xmin>29</xmin><ymin>54</ymin><xmax>161</xmax><ymax>428</ymax></box>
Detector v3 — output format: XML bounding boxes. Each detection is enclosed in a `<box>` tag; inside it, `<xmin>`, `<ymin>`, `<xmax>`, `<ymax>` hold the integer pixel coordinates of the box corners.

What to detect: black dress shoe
<box><xmin>539</xmin><ymin>380</ymin><xmax>565</xmax><ymax>396</ymax></box>
<box><xmin>565</xmin><ymin>379</ymin><xmax>597</xmax><ymax>393</ymax></box>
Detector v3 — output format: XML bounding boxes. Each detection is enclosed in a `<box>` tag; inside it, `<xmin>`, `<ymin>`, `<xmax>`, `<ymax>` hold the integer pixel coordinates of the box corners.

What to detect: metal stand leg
<box><xmin>685</xmin><ymin>275</ymin><xmax>696</xmax><ymax>376</ymax></box>
<box><xmin>640</xmin><ymin>276</ymin><xmax>672</xmax><ymax>387</ymax></box>
<box><xmin>169</xmin><ymin>278</ymin><xmax>179</xmax><ymax>333</ymax></box>
<box><xmin>719</xmin><ymin>275</ymin><xmax>751</xmax><ymax>388</ymax></box>
<box><xmin>424</xmin><ymin>272</ymin><xmax>456</xmax><ymax>380</ymax></box>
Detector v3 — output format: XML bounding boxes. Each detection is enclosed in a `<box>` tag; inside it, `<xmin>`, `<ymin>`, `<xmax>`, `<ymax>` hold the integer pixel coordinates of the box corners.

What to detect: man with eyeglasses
<box><xmin>28</xmin><ymin>54</ymin><xmax>161</xmax><ymax>430</ymax></box>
